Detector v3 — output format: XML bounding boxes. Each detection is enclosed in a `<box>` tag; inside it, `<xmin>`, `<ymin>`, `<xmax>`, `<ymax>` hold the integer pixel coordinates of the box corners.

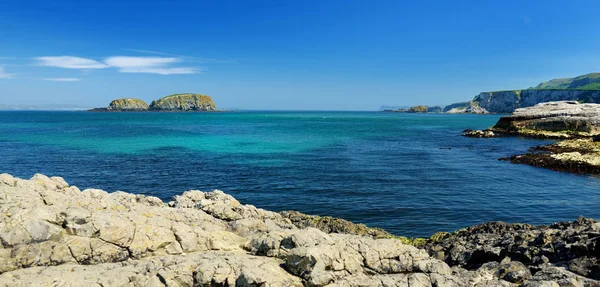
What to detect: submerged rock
<box><xmin>149</xmin><ymin>93</ymin><xmax>217</xmax><ymax>111</ymax></box>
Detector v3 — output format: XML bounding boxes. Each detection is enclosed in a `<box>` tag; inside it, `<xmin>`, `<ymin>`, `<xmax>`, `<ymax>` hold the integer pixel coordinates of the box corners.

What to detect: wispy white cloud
<box><xmin>118</xmin><ymin>67</ymin><xmax>198</xmax><ymax>75</ymax></box>
<box><xmin>0</xmin><ymin>67</ymin><xmax>14</xmax><ymax>79</ymax></box>
<box><xmin>124</xmin><ymin>49</ymin><xmax>235</xmax><ymax>63</ymax></box>
<box><xmin>522</xmin><ymin>16</ymin><xmax>532</xmax><ymax>24</ymax></box>
<box><xmin>104</xmin><ymin>56</ymin><xmax>179</xmax><ymax>68</ymax></box>
<box><xmin>104</xmin><ymin>56</ymin><xmax>198</xmax><ymax>75</ymax></box>
<box><xmin>35</xmin><ymin>56</ymin><xmax>108</xmax><ymax>69</ymax></box>
<box><xmin>42</xmin><ymin>78</ymin><xmax>81</xmax><ymax>82</ymax></box>
<box><xmin>35</xmin><ymin>55</ymin><xmax>200</xmax><ymax>75</ymax></box>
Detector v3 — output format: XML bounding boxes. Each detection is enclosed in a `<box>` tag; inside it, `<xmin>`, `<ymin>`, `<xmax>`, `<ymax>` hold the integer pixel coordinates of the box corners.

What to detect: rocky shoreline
<box><xmin>464</xmin><ymin>101</ymin><xmax>600</xmax><ymax>175</ymax></box>
<box><xmin>0</xmin><ymin>173</ymin><xmax>598</xmax><ymax>286</ymax></box>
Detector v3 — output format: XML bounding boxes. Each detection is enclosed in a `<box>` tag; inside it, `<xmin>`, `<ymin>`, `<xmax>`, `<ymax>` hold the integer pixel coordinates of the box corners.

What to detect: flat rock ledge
<box><xmin>491</xmin><ymin>101</ymin><xmax>600</xmax><ymax>139</ymax></box>
<box><xmin>464</xmin><ymin>101</ymin><xmax>600</xmax><ymax>174</ymax></box>
<box><xmin>0</xmin><ymin>173</ymin><xmax>598</xmax><ymax>287</ymax></box>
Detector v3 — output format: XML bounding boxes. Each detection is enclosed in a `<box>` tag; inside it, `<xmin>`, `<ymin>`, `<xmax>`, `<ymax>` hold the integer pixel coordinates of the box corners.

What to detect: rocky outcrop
<box><xmin>423</xmin><ymin>217</ymin><xmax>600</xmax><ymax>285</ymax></box>
<box><xmin>443</xmin><ymin>102</ymin><xmax>470</xmax><ymax>113</ymax></box>
<box><xmin>492</xmin><ymin>101</ymin><xmax>600</xmax><ymax>139</ymax></box>
<box><xmin>463</xmin><ymin>129</ymin><xmax>497</xmax><ymax>138</ymax></box>
<box><xmin>428</xmin><ymin>106</ymin><xmax>443</xmax><ymax>113</ymax></box>
<box><xmin>149</xmin><ymin>93</ymin><xmax>216</xmax><ymax>111</ymax></box>
<box><xmin>463</xmin><ymin>101</ymin><xmax>600</xmax><ymax>174</ymax></box>
<box><xmin>1</xmin><ymin>173</ymin><xmax>596</xmax><ymax>286</ymax></box>
<box><xmin>503</xmin><ymin>139</ymin><xmax>600</xmax><ymax>174</ymax></box>
<box><xmin>445</xmin><ymin>101</ymin><xmax>489</xmax><ymax>114</ymax></box>
<box><xmin>407</xmin><ymin>105</ymin><xmax>428</xmax><ymax>113</ymax></box>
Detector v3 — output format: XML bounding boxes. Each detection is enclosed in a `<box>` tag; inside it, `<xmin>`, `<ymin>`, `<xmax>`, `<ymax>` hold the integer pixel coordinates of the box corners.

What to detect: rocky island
<box><xmin>382</xmin><ymin>105</ymin><xmax>443</xmax><ymax>113</ymax></box>
<box><xmin>0</xmin><ymin>173</ymin><xmax>599</xmax><ymax>286</ymax></box>
<box><xmin>149</xmin><ymin>93</ymin><xmax>216</xmax><ymax>112</ymax></box>
<box><xmin>88</xmin><ymin>98</ymin><xmax>149</xmax><ymax>112</ymax></box>
<box><xmin>88</xmin><ymin>94</ymin><xmax>218</xmax><ymax>112</ymax></box>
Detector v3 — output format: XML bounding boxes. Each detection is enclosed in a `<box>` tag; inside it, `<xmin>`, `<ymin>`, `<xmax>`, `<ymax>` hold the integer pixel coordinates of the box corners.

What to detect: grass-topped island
<box><xmin>88</xmin><ymin>93</ymin><xmax>219</xmax><ymax>112</ymax></box>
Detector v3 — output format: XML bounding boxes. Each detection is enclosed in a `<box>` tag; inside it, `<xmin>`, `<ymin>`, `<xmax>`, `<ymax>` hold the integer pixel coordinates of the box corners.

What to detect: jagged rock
<box><xmin>423</xmin><ymin>217</ymin><xmax>600</xmax><ymax>284</ymax></box>
<box><xmin>149</xmin><ymin>93</ymin><xmax>216</xmax><ymax>111</ymax></box>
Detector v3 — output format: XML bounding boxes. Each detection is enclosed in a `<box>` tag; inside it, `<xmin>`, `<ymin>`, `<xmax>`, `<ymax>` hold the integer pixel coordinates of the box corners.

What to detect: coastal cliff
<box><xmin>0</xmin><ymin>173</ymin><xmax>598</xmax><ymax>286</ymax></box>
<box><xmin>149</xmin><ymin>93</ymin><xmax>216</xmax><ymax>111</ymax></box>
<box><xmin>446</xmin><ymin>73</ymin><xmax>600</xmax><ymax>114</ymax></box>
<box><xmin>472</xmin><ymin>89</ymin><xmax>600</xmax><ymax>114</ymax></box>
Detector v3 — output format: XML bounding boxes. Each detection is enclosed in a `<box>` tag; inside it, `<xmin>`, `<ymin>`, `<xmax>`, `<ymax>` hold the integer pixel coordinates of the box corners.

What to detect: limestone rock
<box><xmin>0</xmin><ymin>173</ymin><xmax>598</xmax><ymax>286</ymax></box>
<box><xmin>493</xmin><ymin>101</ymin><xmax>600</xmax><ymax>138</ymax></box>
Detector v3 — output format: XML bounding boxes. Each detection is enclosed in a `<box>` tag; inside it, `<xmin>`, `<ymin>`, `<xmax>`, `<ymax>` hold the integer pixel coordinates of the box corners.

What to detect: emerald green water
<box><xmin>1</xmin><ymin>111</ymin><xmax>599</xmax><ymax>237</ymax></box>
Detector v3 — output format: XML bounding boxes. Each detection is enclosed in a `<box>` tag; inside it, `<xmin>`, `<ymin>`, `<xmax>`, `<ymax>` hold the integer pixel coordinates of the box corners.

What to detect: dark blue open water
<box><xmin>1</xmin><ymin>111</ymin><xmax>599</xmax><ymax>237</ymax></box>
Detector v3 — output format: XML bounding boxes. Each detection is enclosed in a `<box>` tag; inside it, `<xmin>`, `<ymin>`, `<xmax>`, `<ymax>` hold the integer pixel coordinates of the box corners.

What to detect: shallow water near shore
<box><xmin>1</xmin><ymin>111</ymin><xmax>599</xmax><ymax>237</ymax></box>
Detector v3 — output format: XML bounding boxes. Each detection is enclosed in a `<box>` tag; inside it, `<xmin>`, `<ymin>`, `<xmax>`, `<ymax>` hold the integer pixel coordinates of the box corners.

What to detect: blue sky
<box><xmin>1</xmin><ymin>0</ymin><xmax>599</xmax><ymax>110</ymax></box>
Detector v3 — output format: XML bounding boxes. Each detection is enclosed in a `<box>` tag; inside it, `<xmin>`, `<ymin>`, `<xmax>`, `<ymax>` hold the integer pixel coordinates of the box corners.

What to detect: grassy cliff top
<box><xmin>533</xmin><ymin>73</ymin><xmax>600</xmax><ymax>90</ymax></box>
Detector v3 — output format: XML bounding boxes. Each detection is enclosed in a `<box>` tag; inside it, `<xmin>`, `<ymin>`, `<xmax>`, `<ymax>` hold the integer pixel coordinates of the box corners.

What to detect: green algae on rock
<box><xmin>504</xmin><ymin>139</ymin><xmax>600</xmax><ymax>174</ymax></box>
<box><xmin>149</xmin><ymin>93</ymin><xmax>216</xmax><ymax>111</ymax></box>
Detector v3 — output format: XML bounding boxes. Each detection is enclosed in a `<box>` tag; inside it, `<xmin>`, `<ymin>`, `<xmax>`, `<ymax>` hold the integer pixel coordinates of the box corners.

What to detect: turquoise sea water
<box><xmin>1</xmin><ymin>111</ymin><xmax>599</xmax><ymax>237</ymax></box>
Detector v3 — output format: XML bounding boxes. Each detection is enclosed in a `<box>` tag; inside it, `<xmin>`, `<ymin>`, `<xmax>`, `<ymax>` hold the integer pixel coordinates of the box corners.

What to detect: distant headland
<box><xmin>384</xmin><ymin>72</ymin><xmax>600</xmax><ymax>114</ymax></box>
<box><xmin>88</xmin><ymin>93</ymin><xmax>218</xmax><ymax>112</ymax></box>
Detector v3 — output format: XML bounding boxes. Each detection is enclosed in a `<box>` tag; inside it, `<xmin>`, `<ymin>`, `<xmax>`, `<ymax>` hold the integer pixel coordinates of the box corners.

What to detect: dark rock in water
<box><xmin>463</xmin><ymin>129</ymin><xmax>497</xmax><ymax>138</ymax></box>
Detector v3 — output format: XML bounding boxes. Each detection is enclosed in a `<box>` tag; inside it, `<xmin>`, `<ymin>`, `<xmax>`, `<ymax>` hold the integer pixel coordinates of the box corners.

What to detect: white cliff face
<box><xmin>469</xmin><ymin>90</ymin><xmax>600</xmax><ymax>114</ymax></box>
